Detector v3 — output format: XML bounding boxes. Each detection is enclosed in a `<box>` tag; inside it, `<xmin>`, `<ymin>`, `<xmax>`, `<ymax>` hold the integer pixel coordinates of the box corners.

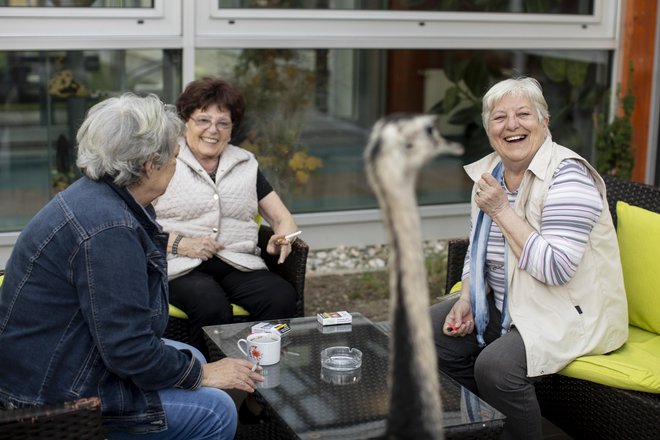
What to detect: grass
<box><xmin>347</xmin><ymin>250</ymin><xmax>448</xmax><ymax>301</ymax></box>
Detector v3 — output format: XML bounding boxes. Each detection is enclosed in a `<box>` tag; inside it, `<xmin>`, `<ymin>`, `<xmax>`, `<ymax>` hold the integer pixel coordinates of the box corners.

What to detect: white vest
<box><xmin>464</xmin><ymin>137</ymin><xmax>628</xmax><ymax>377</ymax></box>
<box><xmin>154</xmin><ymin>141</ymin><xmax>266</xmax><ymax>279</ymax></box>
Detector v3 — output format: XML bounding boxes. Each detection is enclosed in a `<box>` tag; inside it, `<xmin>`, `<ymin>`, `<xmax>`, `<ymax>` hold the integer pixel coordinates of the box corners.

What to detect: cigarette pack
<box><xmin>317</xmin><ymin>311</ymin><xmax>352</xmax><ymax>326</ymax></box>
<box><xmin>319</xmin><ymin>323</ymin><xmax>353</xmax><ymax>334</ymax></box>
<box><xmin>251</xmin><ymin>322</ymin><xmax>291</xmax><ymax>337</ymax></box>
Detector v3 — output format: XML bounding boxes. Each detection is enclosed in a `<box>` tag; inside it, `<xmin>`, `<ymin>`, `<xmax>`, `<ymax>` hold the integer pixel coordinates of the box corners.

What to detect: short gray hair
<box><xmin>76</xmin><ymin>93</ymin><xmax>183</xmax><ymax>187</ymax></box>
<box><xmin>481</xmin><ymin>77</ymin><xmax>550</xmax><ymax>130</ymax></box>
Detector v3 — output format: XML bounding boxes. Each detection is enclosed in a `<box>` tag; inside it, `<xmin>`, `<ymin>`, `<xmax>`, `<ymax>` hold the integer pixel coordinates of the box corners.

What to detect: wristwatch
<box><xmin>171</xmin><ymin>234</ymin><xmax>184</xmax><ymax>255</ymax></box>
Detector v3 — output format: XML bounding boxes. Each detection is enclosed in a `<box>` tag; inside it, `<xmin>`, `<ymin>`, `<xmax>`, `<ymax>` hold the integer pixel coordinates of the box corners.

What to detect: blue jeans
<box><xmin>105</xmin><ymin>339</ymin><xmax>238</xmax><ymax>440</ymax></box>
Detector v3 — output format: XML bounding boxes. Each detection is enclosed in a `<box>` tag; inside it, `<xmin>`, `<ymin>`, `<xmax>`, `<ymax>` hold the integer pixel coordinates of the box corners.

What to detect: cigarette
<box><xmin>446</xmin><ymin>322</ymin><xmax>460</xmax><ymax>333</ymax></box>
<box><xmin>284</xmin><ymin>230</ymin><xmax>302</xmax><ymax>241</ymax></box>
<box><xmin>251</xmin><ymin>362</ymin><xmax>259</xmax><ymax>372</ymax></box>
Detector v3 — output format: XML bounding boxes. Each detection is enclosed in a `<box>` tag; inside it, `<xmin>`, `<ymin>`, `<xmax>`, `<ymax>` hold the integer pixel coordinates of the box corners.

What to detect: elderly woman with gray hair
<box><xmin>430</xmin><ymin>77</ymin><xmax>628</xmax><ymax>439</ymax></box>
<box><xmin>0</xmin><ymin>93</ymin><xmax>262</xmax><ymax>440</ymax></box>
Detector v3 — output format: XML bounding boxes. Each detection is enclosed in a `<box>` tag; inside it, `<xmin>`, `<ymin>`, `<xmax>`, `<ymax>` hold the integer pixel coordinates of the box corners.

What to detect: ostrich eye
<box><xmin>406</xmin><ymin>142</ymin><xmax>414</xmax><ymax>149</ymax></box>
<box><xmin>425</xmin><ymin>125</ymin><xmax>435</xmax><ymax>137</ymax></box>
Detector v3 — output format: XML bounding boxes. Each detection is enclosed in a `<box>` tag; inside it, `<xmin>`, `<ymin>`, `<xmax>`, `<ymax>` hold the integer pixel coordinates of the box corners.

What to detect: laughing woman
<box><xmin>430</xmin><ymin>77</ymin><xmax>628</xmax><ymax>440</ymax></box>
<box><xmin>154</xmin><ymin>78</ymin><xmax>298</xmax><ymax>357</ymax></box>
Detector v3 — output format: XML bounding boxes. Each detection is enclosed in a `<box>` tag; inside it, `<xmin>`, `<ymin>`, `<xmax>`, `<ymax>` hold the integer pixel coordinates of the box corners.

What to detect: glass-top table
<box><xmin>203</xmin><ymin>313</ymin><xmax>505</xmax><ymax>440</ymax></box>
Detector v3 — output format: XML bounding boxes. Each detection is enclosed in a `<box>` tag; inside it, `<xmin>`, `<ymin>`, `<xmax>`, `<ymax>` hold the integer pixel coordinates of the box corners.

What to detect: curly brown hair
<box><xmin>176</xmin><ymin>77</ymin><xmax>246</xmax><ymax>133</ymax></box>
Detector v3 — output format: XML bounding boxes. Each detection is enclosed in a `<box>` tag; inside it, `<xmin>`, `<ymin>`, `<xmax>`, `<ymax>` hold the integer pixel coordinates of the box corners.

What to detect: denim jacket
<box><xmin>0</xmin><ymin>177</ymin><xmax>203</xmax><ymax>434</ymax></box>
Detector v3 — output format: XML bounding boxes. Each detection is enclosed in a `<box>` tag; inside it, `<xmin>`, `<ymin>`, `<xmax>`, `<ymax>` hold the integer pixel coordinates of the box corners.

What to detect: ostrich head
<box><xmin>364</xmin><ymin>113</ymin><xmax>464</xmax><ymax>189</ymax></box>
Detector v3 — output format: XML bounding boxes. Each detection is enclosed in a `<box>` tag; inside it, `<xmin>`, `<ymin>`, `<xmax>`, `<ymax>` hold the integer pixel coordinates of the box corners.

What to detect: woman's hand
<box><xmin>258</xmin><ymin>192</ymin><xmax>298</xmax><ymax>264</ymax></box>
<box><xmin>201</xmin><ymin>358</ymin><xmax>264</xmax><ymax>393</ymax></box>
<box><xmin>443</xmin><ymin>296</ymin><xmax>475</xmax><ymax>337</ymax></box>
<box><xmin>267</xmin><ymin>235</ymin><xmax>293</xmax><ymax>264</ymax></box>
<box><xmin>176</xmin><ymin>236</ymin><xmax>224</xmax><ymax>260</ymax></box>
<box><xmin>475</xmin><ymin>173</ymin><xmax>509</xmax><ymax>219</ymax></box>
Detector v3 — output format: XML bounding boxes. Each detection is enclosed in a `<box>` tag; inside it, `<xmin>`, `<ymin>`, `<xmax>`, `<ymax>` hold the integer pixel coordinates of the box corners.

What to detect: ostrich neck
<box><xmin>377</xmin><ymin>175</ymin><xmax>444</xmax><ymax>439</ymax></box>
<box><xmin>381</xmin><ymin>180</ymin><xmax>426</xmax><ymax>299</ymax></box>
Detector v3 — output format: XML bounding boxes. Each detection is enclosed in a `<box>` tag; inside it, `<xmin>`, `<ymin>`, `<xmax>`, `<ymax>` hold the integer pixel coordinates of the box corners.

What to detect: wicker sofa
<box><xmin>163</xmin><ymin>224</ymin><xmax>309</xmax><ymax>343</ymax></box>
<box><xmin>443</xmin><ymin>175</ymin><xmax>660</xmax><ymax>440</ymax></box>
<box><xmin>0</xmin><ymin>397</ymin><xmax>104</xmax><ymax>440</ymax></box>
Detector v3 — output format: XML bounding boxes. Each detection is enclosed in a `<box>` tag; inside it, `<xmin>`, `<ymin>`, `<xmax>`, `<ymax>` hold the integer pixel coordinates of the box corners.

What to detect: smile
<box><xmin>201</xmin><ymin>136</ymin><xmax>219</xmax><ymax>144</ymax></box>
<box><xmin>505</xmin><ymin>135</ymin><xmax>526</xmax><ymax>142</ymax></box>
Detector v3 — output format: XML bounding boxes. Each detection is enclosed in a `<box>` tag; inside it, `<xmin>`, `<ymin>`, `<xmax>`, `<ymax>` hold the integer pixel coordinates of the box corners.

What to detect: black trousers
<box><xmin>169</xmin><ymin>257</ymin><xmax>297</xmax><ymax>358</ymax></box>
<box><xmin>430</xmin><ymin>295</ymin><xmax>543</xmax><ymax>440</ymax></box>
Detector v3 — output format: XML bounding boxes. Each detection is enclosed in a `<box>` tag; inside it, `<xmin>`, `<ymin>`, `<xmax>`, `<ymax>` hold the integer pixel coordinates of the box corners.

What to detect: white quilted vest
<box><xmin>154</xmin><ymin>141</ymin><xmax>266</xmax><ymax>279</ymax></box>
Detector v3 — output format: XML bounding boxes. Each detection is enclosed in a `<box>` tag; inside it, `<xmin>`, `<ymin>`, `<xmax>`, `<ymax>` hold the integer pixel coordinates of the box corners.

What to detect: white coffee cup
<box><xmin>237</xmin><ymin>332</ymin><xmax>281</xmax><ymax>366</ymax></box>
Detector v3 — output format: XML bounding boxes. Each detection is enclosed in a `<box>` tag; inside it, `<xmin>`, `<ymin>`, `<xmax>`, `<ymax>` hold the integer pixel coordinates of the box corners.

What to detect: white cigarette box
<box><xmin>317</xmin><ymin>311</ymin><xmax>352</xmax><ymax>326</ymax></box>
<box><xmin>251</xmin><ymin>322</ymin><xmax>291</xmax><ymax>337</ymax></box>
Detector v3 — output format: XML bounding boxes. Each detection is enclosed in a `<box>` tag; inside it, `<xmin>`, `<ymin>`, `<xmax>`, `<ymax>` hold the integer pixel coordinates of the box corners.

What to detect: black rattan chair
<box><xmin>164</xmin><ymin>225</ymin><xmax>309</xmax><ymax>344</ymax></box>
<box><xmin>443</xmin><ymin>176</ymin><xmax>660</xmax><ymax>440</ymax></box>
<box><xmin>0</xmin><ymin>397</ymin><xmax>104</xmax><ymax>440</ymax></box>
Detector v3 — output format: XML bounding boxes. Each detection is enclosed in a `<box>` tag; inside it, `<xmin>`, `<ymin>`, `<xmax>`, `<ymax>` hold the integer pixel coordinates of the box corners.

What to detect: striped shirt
<box><xmin>463</xmin><ymin>159</ymin><xmax>603</xmax><ymax>311</ymax></box>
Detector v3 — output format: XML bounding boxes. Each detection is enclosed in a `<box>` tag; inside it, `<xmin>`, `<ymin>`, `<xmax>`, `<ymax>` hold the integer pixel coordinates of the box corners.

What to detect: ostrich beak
<box><xmin>431</xmin><ymin>117</ymin><xmax>465</xmax><ymax>158</ymax></box>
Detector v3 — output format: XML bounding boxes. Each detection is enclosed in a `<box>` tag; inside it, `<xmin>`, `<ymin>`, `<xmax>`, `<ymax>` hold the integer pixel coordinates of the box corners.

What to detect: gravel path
<box><xmin>306</xmin><ymin>239</ymin><xmax>448</xmax><ymax>275</ymax></box>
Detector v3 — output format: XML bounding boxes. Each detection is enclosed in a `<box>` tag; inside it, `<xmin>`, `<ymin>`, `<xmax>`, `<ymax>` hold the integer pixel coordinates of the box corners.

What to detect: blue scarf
<box><xmin>469</xmin><ymin>162</ymin><xmax>513</xmax><ymax>347</ymax></box>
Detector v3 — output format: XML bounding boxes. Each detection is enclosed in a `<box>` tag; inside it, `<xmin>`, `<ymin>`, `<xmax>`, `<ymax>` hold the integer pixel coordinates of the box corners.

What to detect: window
<box><xmin>216</xmin><ymin>0</ymin><xmax>593</xmax><ymax>15</ymax></box>
<box><xmin>0</xmin><ymin>1</ymin><xmax>153</xmax><ymax>8</ymax></box>
<box><xmin>0</xmin><ymin>0</ymin><xmax>621</xmax><ymax>237</ymax></box>
<box><xmin>196</xmin><ymin>48</ymin><xmax>611</xmax><ymax>213</ymax></box>
<box><xmin>0</xmin><ymin>49</ymin><xmax>181</xmax><ymax>231</ymax></box>
<box><xmin>0</xmin><ymin>0</ymin><xmax>179</xmax><ymax>38</ymax></box>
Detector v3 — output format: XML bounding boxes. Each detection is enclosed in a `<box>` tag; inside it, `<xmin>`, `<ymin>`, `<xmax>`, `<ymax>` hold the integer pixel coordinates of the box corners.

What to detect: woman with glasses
<box><xmin>154</xmin><ymin>77</ymin><xmax>298</xmax><ymax>358</ymax></box>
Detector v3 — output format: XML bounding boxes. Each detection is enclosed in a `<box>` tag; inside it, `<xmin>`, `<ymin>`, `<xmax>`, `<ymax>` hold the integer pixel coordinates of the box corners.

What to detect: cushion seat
<box><xmin>168</xmin><ymin>302</ymin><xmax>250</xmax><ymax>319</ymax></box>
<box><xmin>560</xmin><ymin>325</ymin><xmax>660</xmax><ymax>393</ymax></box>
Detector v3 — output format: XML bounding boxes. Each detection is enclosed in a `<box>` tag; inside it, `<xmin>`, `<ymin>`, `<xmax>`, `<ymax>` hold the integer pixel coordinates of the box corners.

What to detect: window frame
<box><xmin>0</xmin><ymin>0</ymin><xmax>181</xmax><ymax>46</ymax></box>
<box><xmin>195</xmin><ymin>0</ymin><xmax>618</xmax><ymax>50</ymax></box>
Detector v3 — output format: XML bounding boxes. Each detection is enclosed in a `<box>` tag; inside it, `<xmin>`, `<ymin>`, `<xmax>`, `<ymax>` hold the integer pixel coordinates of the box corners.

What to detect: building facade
<box><xmin>0</xmin><ymin>1</ymin><xmax>658</xmax><ymax>265</ymax></box>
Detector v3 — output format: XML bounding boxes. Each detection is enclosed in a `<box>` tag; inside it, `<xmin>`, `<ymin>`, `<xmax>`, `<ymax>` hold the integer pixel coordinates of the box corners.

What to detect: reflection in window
<box><xmin>217</xmin><ymin>0</ymin><xmax>593</xmax><ymax>14</ymax></box>
<box><xmin>0</xmin><ymin>0</ymin><xmax>153</xmax><ymax>7</ymax></box>
<box><xmin>0</xmin><ymin>49</ymin><xmax>180</xmax><ymax>232</ymax></box>
<box><xmin>196</xmin><ymin>48</ymin><xmax>610</xmax><ymax>213</ymax></box>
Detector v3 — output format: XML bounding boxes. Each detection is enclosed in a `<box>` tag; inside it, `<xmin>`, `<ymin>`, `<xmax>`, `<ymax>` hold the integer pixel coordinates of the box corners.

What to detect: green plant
<box><xmin>232</xmin><ymin>49</ymin><xmax>323</xmax><ymax>199</ymax></box>
<box><xmin>430</xmin><ymin>52</ymin><xmax>610</xmax><ymax>161</ymax></box>
<box><xmin>594</xmin><ymin>77</ymin><xmax>635</xmax><ymax>180</ymax></box>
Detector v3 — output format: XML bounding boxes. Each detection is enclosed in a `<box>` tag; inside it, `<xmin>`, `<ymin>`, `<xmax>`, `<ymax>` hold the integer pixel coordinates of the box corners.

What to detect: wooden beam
<box><xmin>620</xmin><ymin>0</ymin><xmax>658</xmax><ymax>182</ymax></box>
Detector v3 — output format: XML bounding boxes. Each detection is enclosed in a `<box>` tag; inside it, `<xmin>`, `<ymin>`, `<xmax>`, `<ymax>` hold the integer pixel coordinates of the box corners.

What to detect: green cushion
<box><xmin>0</xmin><ymin>273</ymin><xmax>252</xmax><ymax>320</ymax></box>
<box><xmin>560</xmin><ymin>325</ymin><xmax>660</xmax><ymax>393</ymax></box>
<box><xmin>616</xmin><ymin>201</ymin><xmax>660</xmax><ymax>334</ymax></box>
<box><xmin>168</xmin><ymin>303</ymin><xmax>250</xmax><ymax>319</ymax></box>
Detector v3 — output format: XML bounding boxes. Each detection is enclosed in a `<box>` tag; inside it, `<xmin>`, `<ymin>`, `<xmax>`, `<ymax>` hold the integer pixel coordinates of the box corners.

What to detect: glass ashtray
<box><xmin>320</xmin><ymin>346</ymin><xmax>362</xmax><ymax>371</ymax></box>
<box><xmin>321</xmin><ymin>366</ymin><xmax>362</xmax><ymax>385</ymax></box>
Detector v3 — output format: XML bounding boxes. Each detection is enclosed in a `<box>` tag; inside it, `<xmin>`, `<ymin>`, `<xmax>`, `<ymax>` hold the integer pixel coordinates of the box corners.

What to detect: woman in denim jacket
<box><xmin>0</xmin><ymin>94</ymin><xmax>263</xmax><ymax>439</ymax></box>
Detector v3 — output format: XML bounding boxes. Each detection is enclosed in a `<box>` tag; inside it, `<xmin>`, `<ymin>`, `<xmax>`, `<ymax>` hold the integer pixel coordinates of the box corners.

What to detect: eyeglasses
<box><xmin>190</xmin><ymin>117</ymin><xmax>233</xmax><ymax>131</ymax></box>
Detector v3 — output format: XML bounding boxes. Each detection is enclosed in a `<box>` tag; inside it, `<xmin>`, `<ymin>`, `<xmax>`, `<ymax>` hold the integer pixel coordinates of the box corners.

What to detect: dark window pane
<box><xmin>217</xmin><ymin>0</ymin><xmax>593</xmax><ymax>14</ymax></box>
<box><xmin>196</xmin><ymin>48</ymin><xmax>610</xmax><ymax>214</ymax></box>
<box><xmin>0</xmin><ymin>1</ymin><xmax>153</xmax><ymax>8</ymax></box>
<box><xmin>0</xmin><ymin>49</ymin><xmax>181</xmax><ymax>232</ymax></box>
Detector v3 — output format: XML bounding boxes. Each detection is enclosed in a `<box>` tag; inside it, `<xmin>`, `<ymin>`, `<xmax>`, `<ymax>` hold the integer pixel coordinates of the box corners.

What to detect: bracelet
<box><xmin>171</xmin><ymin>235</ymin><xmax>183</xmax><ymax>255</ymax></box>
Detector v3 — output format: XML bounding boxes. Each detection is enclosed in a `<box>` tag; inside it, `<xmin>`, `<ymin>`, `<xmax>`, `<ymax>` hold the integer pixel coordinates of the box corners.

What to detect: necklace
<box><xmin>207</xmin><ymin>161</ymin><xmax>219</xmax><ymax>182</ymax></box>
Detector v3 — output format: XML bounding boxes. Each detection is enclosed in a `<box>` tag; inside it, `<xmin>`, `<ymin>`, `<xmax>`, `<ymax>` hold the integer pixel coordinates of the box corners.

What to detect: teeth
<box><xmin>505</xmin><ymin>135</ymin><xmax>525</xmax><ymax>142</ymax></box>
<box><xmin>201</xmin><ymin>137</ymin><xmax>218</xmax><ymax>143</ymax></box>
